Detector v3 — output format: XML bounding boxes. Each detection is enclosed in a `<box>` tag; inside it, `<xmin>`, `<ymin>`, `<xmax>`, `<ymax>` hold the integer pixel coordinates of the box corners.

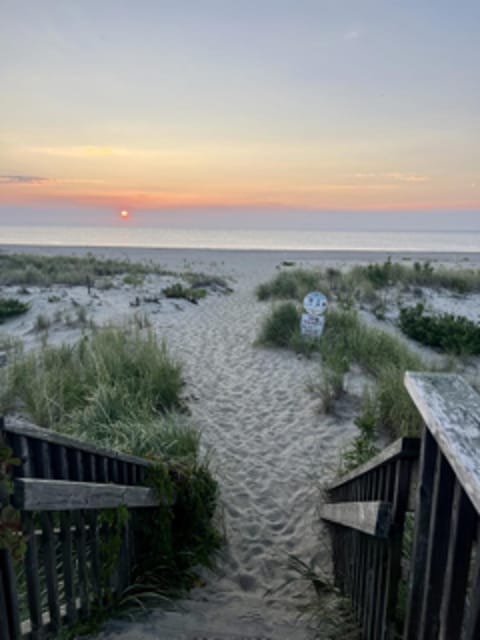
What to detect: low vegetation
<box><xmin>163</xmin><ymin>282</ymin><xmax>207</xmax><ymax>303</ymax></box>
<box><xmin>256</xmin><ymin>259</ymin><xmax>480</xmax><ymax>307</ymax></box>
<box><xmin>255</xmin><ymin>261</ymin><xmax>446</xmax><ymax>469</ymax></box>
<box><xmin>399</xmin><ymin>303</ymin><xmax>480</xmax><ymax>355</ymax></box>
<box><xmin>1</xmin><ymin>326</ymin><xmax>184</xmax><ymax>435</ymax></box>
<box><xmin>0</xmin><ymin>252</ymin><xmax>172</xmax><ymax>287</ymax></box>
<box><xmin>0</xmin><ymin>324</ymin><xmax>221</xmax><ymax>620</ymax></box>
<box><xmin>256</xmin><ymin>269</ymin><xmax>325</xmax><ymax>301</ymax></box>
<box><xmin>257</xmin><ymin>301</ymin><xmax>301</xmax><ymax>347</ymax></box>
<box><xmin>0</xmin><ymin>298</ymin><xmax>29</xmax><ymax>323</ymax></box>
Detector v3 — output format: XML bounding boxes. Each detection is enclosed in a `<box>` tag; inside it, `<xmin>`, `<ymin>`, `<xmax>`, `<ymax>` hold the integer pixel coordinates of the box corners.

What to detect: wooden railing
<box><xmin>322</xmin><ymin>372</ymin><xmax>480</xmax><ymax>640</ymax></box>
<box><xmin>0</xmin><ymin>417</ymin><xmax>169</xmax><ymax>640</ymax></box>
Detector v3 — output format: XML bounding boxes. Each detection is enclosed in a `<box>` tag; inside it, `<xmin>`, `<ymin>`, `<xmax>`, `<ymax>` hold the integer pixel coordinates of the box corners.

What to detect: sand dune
<box><xmin>2</xmin><ymin>246</ymin><xmax>477</xmax><ymax>637</ymax></box>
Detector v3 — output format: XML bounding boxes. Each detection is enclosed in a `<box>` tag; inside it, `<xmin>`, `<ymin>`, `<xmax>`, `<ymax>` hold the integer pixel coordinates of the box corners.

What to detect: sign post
<box><xmin>300</xmin><ymin>291</ymin><xmax>328</xmax><ymax>338</ymax></box>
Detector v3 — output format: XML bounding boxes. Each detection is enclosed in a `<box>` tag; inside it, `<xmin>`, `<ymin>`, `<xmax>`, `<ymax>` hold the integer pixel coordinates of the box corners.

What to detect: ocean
<box><xmin>1</xmin><ymin>225</ymin><xmax>480</xmax><ymax>253</ymax></box>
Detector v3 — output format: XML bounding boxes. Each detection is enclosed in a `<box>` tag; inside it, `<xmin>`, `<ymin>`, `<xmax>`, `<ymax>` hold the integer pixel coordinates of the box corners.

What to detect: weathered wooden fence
<box><xmin>322</xmin><ymin>372</ymin><xmax>480</xmax><ymax>639</ymax></box>
<box><xmin>0</xmin><ymin>417</ymin><xmax>168</xmax><ymax>640</ymax></box>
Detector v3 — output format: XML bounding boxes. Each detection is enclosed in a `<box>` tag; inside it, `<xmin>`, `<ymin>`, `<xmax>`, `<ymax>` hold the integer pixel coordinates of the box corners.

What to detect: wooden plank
<box><xmin>0</xmin><ymin>549</ymin><xmax>21</xmax><ymax>640</ymax></box>
<box><xmin>403</xmin><ymin>429</ymin><xmax>438</xmax><ymax>640</ymax></box>
<box><xmin>60</xmin><ymin>512</ymin><xmax>76</xmax><ymax>625</ymax></box>
<box><xmin>439</xmin><ymin>482</ymin><xmax>476</xmax><ymax>639</ymax></box>
<box><xmin>14</xmin><ymin>479</ymin><xmax>164</xmax><ymax>511</ymax></box>
<box><xmin>321</xmin><ymin>501</ymin><xmax>392</xmax><ymax>538</ymax></box>
<box><xmin>328</xmin><ymin>437</ymin><xmax>420</xmax><ymax>491</ymax></box>
<box><xmin>405</xmin><ymin>372</ymin><xmax>480</xmax><ymax>515</ymax></box>
<box><xmin>74</xmin><ymin>511</ymin><xmax>89</xmax><ymax>618</ymax></box>
<box><xmin>87</xmin><ymin>512</ymin><xmax>100</xmax><ymax>601</ymax></box>
<box><xmin>23</xmin><ymin>513</ymin><xmax>43</xmax><ymax>639</ymax></box>
<box><xmin>382</xmin><ymin>458</ymin><xmax>412</xmax><ymax>637</ymax></box>
<box><xmin>41</xmin><ymin>512</ymin><xmax>61</xmax><ymax>635</ymax></box>
<box><xmin>464</xmin><ymin>525</ymin><xmax>480</xmax><ymax>640</ymax></box>
<box><xmin>418</xmin><ymin>451</ymin><xmax>455</xmax><ymax>640</ymax></box>
<box><xmin>1</xmin><ymin>418</ymin><xmax>152</xmax><ymax>469</ymax></box>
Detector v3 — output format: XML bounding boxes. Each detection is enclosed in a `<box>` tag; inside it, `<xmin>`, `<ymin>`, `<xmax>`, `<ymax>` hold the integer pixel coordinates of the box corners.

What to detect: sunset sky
<box><xmin>1</xmin><ymin>1</ymin><xmax>479</xmax><ymax>229</ymax></box>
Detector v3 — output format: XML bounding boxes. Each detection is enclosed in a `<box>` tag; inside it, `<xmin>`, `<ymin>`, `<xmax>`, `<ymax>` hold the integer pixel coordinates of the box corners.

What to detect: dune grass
<box><xmin>1</xmin><ymin>325</ymin><xmax>185</xmax><ymax>450</ymax></box>
<box><xmin>0</xmin><ymin>252</ymin><xmax>173</xmax><ymax>287</ymax></box>
<box><xmin>256</xmin><ymin>259</ymin><xmax>480</xmax><ymax>308</ymax></box>
<box><xmin>256</xmin><ymin>269</ymin><xmax>329</xmax><ymax>301</ymax></box>
<box><xmin>257</xmin><ymin>303</ymin><xmax>427</xmax><ymax>447</ymax></box>
<box><xmin>1</xmin><ymin>324</ymin><xmax>221</xmax><ymax>614</ymax></box>
<box><xmin>0</xmin><ymin>298</ymin><xmax>30</xmax><ymax>323</ymax></box>
<box><xmin>163</xmin><ymin>282</ymin><xmax>207</xmax><ymax>303</ymax></box>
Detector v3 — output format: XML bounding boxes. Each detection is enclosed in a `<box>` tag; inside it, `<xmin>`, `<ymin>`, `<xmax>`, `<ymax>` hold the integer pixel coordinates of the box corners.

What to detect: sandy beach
<box><xmin>2</xmin><ymin>245</ymin><xmax>479</xmax><ymax>638</ymax></box>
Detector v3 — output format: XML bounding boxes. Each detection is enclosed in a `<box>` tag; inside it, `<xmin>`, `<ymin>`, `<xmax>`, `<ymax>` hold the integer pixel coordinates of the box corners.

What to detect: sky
<box><xmin>0</xmin><ymin>0</ymin><xmax>479</xmax><ymax>230</ymax></box>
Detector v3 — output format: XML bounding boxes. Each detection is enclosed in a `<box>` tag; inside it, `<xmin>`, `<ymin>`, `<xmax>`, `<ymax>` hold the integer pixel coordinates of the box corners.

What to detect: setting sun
<box><xmin>120</xmin><ymin>210</ymin><xmax>129</xmax><ymax>219</ymax></box>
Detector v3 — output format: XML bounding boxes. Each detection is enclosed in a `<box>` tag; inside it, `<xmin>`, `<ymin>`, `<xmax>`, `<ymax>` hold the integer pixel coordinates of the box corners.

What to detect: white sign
<box><xmin>300</xmin><ymin>313</ymin><xmax>325</xmax><ymax>338</ymax></box>
<box><xmin>303</xmin><ymin>291</ymin><xmax>328</xmax><ymax>316</ymax></box>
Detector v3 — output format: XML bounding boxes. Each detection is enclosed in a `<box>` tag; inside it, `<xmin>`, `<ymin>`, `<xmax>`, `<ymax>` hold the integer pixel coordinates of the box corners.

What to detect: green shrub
<box><xmin>0</xmin><ymin>298</ymin><xmax>29</xmax><ymax>323</ymax></box>
<box><xmin>163</xmin><ymin>283</ymin><xmax>207</xmax><ymax>303</ymax></box>
<box><xmin>34</xmin><ymin>314</ymin><xmax>50</xmax><ymax>332</ymax></box>
<box><xmin>342</xmin><ymin>394</ymin><xmax>379</xmax><ymax>471</ymax></box>
<box><xmin>256</xmin><ymin>269</ymin><xmax>327</xmax><ymax>301</ymax></box>
<box><xmin>317</xmin><ymin>367</ymin><xmax>345</xmax><ymax>414</ymax></box>
<box><xmin>257</xmin><ymin>302</ymin><xmax>301</xmax><ymax>347</ymax></box>
<box><xmin>1</xmin><ymin>326</ymin><xmax>184</xmax><ymax>436</ymax></box>
<box><xmin>399</xmin><ymin>303</ymin><xmax>480</xmax><ymax>355</ymax></box>
<box><xmin>0</xmin><ymin>253</ymin><xmax>173</xmax><ymax>287</ymax></box>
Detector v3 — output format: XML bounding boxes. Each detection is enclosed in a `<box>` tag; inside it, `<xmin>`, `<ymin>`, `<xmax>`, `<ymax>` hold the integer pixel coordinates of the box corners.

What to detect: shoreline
<box><xmin>2</xmin><ymin>243</ymin><xmax>480</xmax><ymax>265</ymax></box>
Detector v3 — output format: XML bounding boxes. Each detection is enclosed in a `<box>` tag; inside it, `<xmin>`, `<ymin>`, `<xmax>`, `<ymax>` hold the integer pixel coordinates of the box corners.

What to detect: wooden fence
<box><xmin>0</xmin><ymin>417</ymin><xmax>168</xmax><ymax>640</ymax></box>
<box><xmin>322</xmin><ymin>372</ymin><xmax>480</xmax><ymax>639</ymax></box>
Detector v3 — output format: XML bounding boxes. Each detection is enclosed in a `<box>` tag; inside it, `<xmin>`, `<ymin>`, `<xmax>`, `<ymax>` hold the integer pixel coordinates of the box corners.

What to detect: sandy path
<box><xmin>102</xmin><ymin>263</ymin><xmax>357</xmax><ymax>636</ymax></box>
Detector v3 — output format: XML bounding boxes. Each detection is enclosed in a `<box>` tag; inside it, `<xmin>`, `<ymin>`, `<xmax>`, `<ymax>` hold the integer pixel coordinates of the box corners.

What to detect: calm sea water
<box><xmin>1</xmin><ymin>226</ymin><xmax>480</xmax><ymax>253</ymax></box>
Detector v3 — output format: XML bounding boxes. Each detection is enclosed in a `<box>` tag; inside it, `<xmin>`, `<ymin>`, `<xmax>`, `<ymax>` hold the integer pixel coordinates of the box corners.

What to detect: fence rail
<box><xmin>0</xmin><ymin>417</ymin><xmax>168</xmax><ymax>640</ymax></box>
<box><xmin>321</xmin><ymin>373</ymin><xmax>480</xmax><ymax>640</ymax></box>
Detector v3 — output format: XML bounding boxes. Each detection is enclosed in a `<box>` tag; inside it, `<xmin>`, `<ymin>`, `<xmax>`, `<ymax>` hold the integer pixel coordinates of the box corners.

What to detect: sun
<box><xmin>120</xmin><ymin>210</ymin><xmax>129</xmax><ymax>219</ymax></box>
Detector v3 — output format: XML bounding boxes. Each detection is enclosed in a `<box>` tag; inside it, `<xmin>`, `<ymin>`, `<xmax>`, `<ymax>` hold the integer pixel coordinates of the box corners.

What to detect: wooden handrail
<box><xmin>1</xmin><ymin>417</ymin><xmax>153</xmax><ymax>469</ymax></box>
<box><xmin>328</xmin><ymin>437</ymin><xmax>419</xmax><ymax>491</ymax></box>
<box><xmin>404</xmin><ymin>372</ymin><xmax>480</xmax><ymax>515</ymax></box>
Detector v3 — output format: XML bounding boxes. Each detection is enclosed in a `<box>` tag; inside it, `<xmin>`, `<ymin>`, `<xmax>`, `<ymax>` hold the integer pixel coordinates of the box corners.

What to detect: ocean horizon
<box><xmin>1</xmin><ymin>225</ymin><xmax>480</xmax><ymax>253</ymax></box>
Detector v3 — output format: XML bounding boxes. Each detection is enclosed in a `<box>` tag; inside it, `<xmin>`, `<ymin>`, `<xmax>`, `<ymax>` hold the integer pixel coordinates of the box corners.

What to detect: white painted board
<box><xmin>300</xmin><ymin>313</ymin><xmax>325</xmax><ymax>337</ymax></box>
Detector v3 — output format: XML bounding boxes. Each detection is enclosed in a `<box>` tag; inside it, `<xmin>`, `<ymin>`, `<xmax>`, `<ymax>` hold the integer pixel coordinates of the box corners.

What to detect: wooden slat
<box><xmin>23</xmin><ymin>513</ymin><xmax>43</xmax><ymax>639</ymax></box>
<box><xmin>0</xmin><ymin>549</ymin><xmax>21</xmax><ymax>640</ymax></box>
<box><xmin>87</xmin><ymin>512</ymin><xmax>100</xmax><ymax>600</ymax></box>
<box><xmin>382</xmin><ymin>458</ymin><xmax>412</xmax><ymax>637</ymax></box>
<box><xmin>439</xmin><ymin>482</ymin><xmax>476</xmax><ymax>639</ymax></box>
<box><xmin>41</xmin><ymin>512</ymin><xmax>61</xmax><ymax>635</ymax></box>
<box><xmin>403</xmin><ymin>429</ymin><xmax>438</xmax><ymax>639</ymax></box>
<box><xmin>321</xmin><ymin>501</ymin><xmax>392</xmax><ymax>538</ymax></box>
<box><xmin>60</xmin><ymin>512</ymin><xmax>76</xmax><ymax>625</ymax></box>
<box><xmin>418</xmin><ymin>451</ymin><xmax>455</xmax><ymax>639</ymax></box>
<box><xmin>328</xmin><ymin>437</ymin><xmax>420</xmax><ymax>491</ymax></box>
<box><xmin>374</xmin><ymin>464</ymin><xmax>393</xmax><ymax>640</ymax></box>
<box><xmin>405</xmin><ymin>372</ymin><xmax>480</xmax><ymax>515</ymax></box>
<box><xmin>14</xmin><ymin>479</ymin><xmax>163</xmax><ymax>511</ymax></box>
<box><xmin>1</xmin><ymin>418</ymin><xmax>152</xmax><ymax>470</ymax></box>
<box><xmin>75</xmin><ymin>511</ymin><xmax>89</xmax><ymax>617</ymax></box>
<box><xmin>464</xmin><ymin>525</ymin><xmax>480</xmax><ymax>640</ymax></box>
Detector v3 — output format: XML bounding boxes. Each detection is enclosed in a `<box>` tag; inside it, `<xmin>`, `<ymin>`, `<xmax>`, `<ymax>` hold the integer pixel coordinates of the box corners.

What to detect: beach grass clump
<box><xmin>183</xmin><ymin>272</ymin><xmax>230</xmax><ymax>291</ymax></box>
<box><xmin>0</xmin><ymin>298</ymin><xmax>30</xmax><ymax>323</ymax></box>
<box><xmin>350</xmin><ymin>258</ymin><xmax>480</xmax><ymax>294</ymax></box>
<box><xmin>256</xmin><ymin>302</ymin><xmax>426</xmax><ymax>437</ymax></box>
<box><xmin>0</xmin><ymin>253</ymin><xmax>173</xmax><ymax>288</ymax></box>
<box><xmin>318</xmin><ymin>309</ymin><xmax>425</xmax><ymax>436</ymax></box>
<box><xmin>163</xmin><ymin>282</ymin><xmax>208</xmax><ymax>303</ymax></box>
<box><xmin>1</xmin><ymin>326</ymin><xmax>184</xmax><ymax>442</ymax></box>
<box><xmin>399</xmin><ymin>303</ymin><xmax>480</xmax><ymax>355</ymax></box>
<box><xmin>256</xmin><ymin>269</ymin><xmax>328</xmax><ymax>301</ymax></box>
<box><xmin>257</xmin><ymin>302</ymin><xmax>302</xmax><ymax>347</ymax></box>
<box><xmin>34</xmin><ymin>313</ymin><xmax>51</xmax><ymax>332</ymax></box>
